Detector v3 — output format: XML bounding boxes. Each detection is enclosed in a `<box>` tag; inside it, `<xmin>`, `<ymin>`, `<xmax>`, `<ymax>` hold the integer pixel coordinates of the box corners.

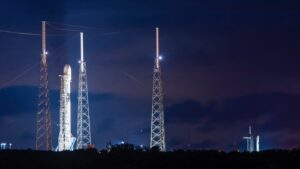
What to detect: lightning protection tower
<box><xmin>76</xmin><ymin>32</ymin><xmax>92</xmax><ymax>149</ymax></box>
<box><xmin>150</xmin><ymin>27</ymin><xmax>166</xmax><ymax>151</ymax></box>
<box><xmin>36</xmin><ymin>21</ymin><xmax>52</xmax><ymax>151</ymax></box>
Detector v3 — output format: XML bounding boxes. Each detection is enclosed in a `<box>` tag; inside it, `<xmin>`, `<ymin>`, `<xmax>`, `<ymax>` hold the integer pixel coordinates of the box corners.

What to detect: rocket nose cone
<box><xmin>63</xmin><ymin>64</ymin><xmax>71</xmax><ymax>75</ymax></box>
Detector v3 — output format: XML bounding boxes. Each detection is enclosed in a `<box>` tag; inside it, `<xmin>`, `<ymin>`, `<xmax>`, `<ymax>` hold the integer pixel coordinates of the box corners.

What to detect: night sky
<box><xmin>0</xmin><ymin>0</ymin><xmax>299</xmax><ymax>151</ymax></box>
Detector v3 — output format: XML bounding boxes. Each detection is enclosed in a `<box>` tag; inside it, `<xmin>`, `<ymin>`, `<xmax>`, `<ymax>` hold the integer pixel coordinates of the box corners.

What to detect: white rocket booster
<box><xmin>58</xmin><ymin>64</ymin><xmax>76</xmax><ymax>151</ymax></box>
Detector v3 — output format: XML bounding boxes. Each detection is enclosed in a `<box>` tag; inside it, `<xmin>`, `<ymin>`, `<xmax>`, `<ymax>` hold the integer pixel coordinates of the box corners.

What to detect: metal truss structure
<box><xmin>150</xmin><ymin>28</ymin><xmax>166</xmax><ymax>151</ymax></box>
<box><xmin>36</xmin><ymin>21</ymin><xmax>52</xmax><ymax>151</ymax></box>
<box><xmin>76</xmin><ymin>33</ymin><xmax>92</xmax><ymax>149</ymax></box>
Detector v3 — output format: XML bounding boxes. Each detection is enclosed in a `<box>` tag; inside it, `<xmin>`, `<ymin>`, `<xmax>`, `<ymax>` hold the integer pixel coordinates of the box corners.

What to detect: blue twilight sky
<box><xmin>0</xmin><ymin>0</ymin><xmax>299</xmax><ymax>151</ymax></box>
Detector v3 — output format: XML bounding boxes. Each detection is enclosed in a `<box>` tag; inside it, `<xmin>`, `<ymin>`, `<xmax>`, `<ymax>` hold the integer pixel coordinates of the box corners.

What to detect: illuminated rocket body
<box><xmin>58</xmin><ymin>65</ymin><xmax>76</xmax><ymax>151</ymax></box>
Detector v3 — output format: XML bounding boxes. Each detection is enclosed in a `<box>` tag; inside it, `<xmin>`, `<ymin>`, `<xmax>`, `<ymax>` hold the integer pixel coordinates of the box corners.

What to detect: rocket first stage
<box><xmin>57</xmin><ymin>64</ymin><xmax>76</xmax><ymax>151</ymax></box>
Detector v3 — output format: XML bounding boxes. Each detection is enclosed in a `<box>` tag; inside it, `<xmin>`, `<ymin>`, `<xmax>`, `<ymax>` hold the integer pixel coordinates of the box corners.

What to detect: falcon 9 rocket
<box><xmin>58</xmin><ymin>64</ymin><xmax>76</xmax><ymax>151</ymax></box>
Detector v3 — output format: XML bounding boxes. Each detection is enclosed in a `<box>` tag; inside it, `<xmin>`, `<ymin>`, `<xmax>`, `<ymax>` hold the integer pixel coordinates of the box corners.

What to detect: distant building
<box><xmin>0</xmin><ymin>143</ymin><xmax>12</xmax><ymax>150</ymax></box>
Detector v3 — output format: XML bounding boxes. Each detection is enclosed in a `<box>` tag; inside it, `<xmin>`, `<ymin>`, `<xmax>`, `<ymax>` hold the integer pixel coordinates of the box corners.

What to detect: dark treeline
<box><xmin>0</xmin><ymin>144</ymin><xmax>299</xmax><ymax>169</ymax></box>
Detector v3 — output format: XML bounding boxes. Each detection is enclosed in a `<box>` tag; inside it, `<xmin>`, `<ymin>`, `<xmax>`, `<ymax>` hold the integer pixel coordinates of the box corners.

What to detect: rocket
<box><xmin>57</xmin><ymin>64</ymin><xmax>76</xmax><ymax>151</ymax></box>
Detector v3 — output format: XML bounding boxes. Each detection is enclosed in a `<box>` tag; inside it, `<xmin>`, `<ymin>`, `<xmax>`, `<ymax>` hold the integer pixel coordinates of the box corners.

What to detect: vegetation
<box><xmin>0</xmin><ymin>144</ymin><xmax>299</xmax><ymax>169</ymax></box>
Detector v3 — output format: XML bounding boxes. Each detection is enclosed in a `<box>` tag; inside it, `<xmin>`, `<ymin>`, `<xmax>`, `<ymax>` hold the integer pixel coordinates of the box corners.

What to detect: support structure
<box><xmin>36</xmin><ymin>21</ymin><xmax>52</xmax><ymax>151</ymax></box>
<box><xmin>76</xmin><ymin>32</ymin><xmax>92</xmax><ymax>149</ymax></box>
<box><xmin>150</xmin><ymin>27</ymin><xmax>166</xmax><ymax>151</ymax></box>
<box><xmin>256</xmin><ymin>135</ymin><xmax>260</xmax><ymax>152</ymax></box>
<box><xmin>58</xmin><ymin>65</ymin><xmax>76</xmax><ymax>151</ymax></box>
<box><xmin>243</xmin><ymin>126</ymin><xmax>254</xmax><ymax>152</ymax></box>
<box><xmin>243</xmin><ymin>126</ymin><xmax>260</xmax><ymax>152</ymax></box>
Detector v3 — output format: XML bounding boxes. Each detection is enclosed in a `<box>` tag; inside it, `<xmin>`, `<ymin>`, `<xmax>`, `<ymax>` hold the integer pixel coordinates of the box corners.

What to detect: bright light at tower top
<box><xmin>80</xmin><ymin>32</ymin><xmax>84</xmax><ymax>62</ymax></box>
<box><xmin>156</xmin><ymin>27</ymin><xmax>160</xmax><ymax>68</ymax></box>
<box><xmin>159</xmin><ymin>56</ymin><xmax>163</xmax><ymax>60</ymax></box>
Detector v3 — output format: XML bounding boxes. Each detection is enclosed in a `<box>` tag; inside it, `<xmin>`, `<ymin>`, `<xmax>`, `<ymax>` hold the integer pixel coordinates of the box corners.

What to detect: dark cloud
<box><xmin>281</xmin><ymin>137</ymin><xmax>300</xmax><ymax>148</ymax></box>
<box><xmin>0</xmin><ymin>86</ymin><xmax>37</xmax><ymax>115</ymax></box>
<box><xmin>132</xmin><ymin>127</ymin><xmax>150</xmax><ymax>136</ymax></box>
<box><xmin>90</xmin><ymin>93</ymin><xmax>115</xmax><ymax>101</ymax></box>
<box><xmin>0</xmin><ymin>85</ymin><xmax>118</xmax><ymax>148</ymax></box>
<box><xmin>1</xmin><ymin>84</ymin><xmax>300</xmax><ymax>149</ymax></box>
<box><xmin>166</xmin><ymin>93</ymin><xmax>300</xmax><ymax>128</ymax></box>
<box><xmin>216</xmin><ymin>93</ymin><xmax>300</xmax><ymax>129</ymax></box>
<box><xmin>97</xmin><ymin>117</ymin><xmax>115</xmax><ymax>132</ymax></box>
<box><xmin>165</xmin><ymin>100</ymin><xmax>210</xmax><ymax>124</ymax></box>
<box><xmin>19</xmin><ymin>131</ymin><xmax>34</xmax><ymax>141</ymax></box>
<box><xmin>165</xmin><ymin>92</ymin><xmax>300</xmax><ymax>149</ymax></box>
<box><xmin>0</xmin><ymin>85</ymin><xmax>115</xmax><ymax>115</ymax></box>
<box><xmin>168</xmin><ymin>137</ymin><xmax>184</xmax><ymax>147</ymax></box>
